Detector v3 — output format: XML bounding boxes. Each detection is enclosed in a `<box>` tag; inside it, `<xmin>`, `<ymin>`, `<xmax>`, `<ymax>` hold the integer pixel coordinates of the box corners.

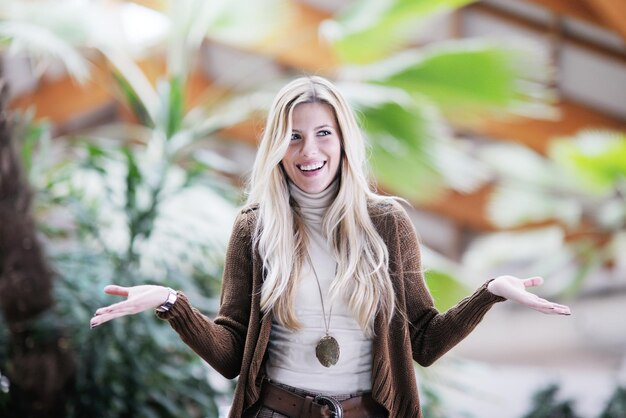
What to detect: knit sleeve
<box><xmin>388</xmin><ymin>205</ymin><xmax>505</xmax><ymax>367</ymax></box>
<box><xmin>155</xmin><ymin>208</ymin><xmax>255</xmax><ymax>379</ymax></box>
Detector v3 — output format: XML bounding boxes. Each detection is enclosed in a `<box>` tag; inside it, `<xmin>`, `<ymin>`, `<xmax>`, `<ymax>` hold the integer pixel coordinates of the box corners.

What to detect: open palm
<box><xmin>488</xmin><ymin>276</ymin><xmax>571</xmax><ymax>315</ymax></box>
<box><xmin>90</xmin><ymin>285</ymin><xmax>170</xmax><ymax>328</ymax></box>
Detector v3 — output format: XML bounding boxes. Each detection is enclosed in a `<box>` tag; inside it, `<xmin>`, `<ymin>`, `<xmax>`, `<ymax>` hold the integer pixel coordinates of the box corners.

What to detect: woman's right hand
<box><xmin>90</xmin><ymin>285</ymin><xmax>171</xmax><ymax>328</ymax></box>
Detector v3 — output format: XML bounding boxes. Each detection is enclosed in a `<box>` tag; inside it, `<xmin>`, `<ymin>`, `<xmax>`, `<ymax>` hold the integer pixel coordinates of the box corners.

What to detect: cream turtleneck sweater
<box><xmin>264</xmin><ymin>181</ymin><xmax>373</xmax><ymax>394</ymax></box>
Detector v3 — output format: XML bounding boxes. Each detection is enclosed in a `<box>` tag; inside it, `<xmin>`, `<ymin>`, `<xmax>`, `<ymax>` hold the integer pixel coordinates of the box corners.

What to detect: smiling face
<box><xmin>281</xmin><ymin>102</ymin><xmax>342</xmax><ymax>194</ymax></box>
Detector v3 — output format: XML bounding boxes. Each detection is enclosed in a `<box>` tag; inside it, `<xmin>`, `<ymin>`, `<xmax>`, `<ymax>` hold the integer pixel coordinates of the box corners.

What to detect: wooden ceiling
<box><xmin>525</xmin><ymin>0</ymin><xmax>626</xmax><ymax>40</ymax></box>
<box><xmin>7</xmin><ymin>0</ymin><xmax>626</xmax><ymax>234</ymax></box>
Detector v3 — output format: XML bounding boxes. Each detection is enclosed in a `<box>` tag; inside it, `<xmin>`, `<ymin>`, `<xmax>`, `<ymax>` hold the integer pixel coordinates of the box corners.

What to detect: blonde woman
<box><xmin>91</xmin><ymin>76</ymin><xmax>571</xmax><ymax>418</ymax></box>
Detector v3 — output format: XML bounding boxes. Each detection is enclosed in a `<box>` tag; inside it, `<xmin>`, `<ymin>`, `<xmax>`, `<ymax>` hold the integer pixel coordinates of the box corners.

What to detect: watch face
<box><xmin>157</xmin><ymin>289</ymin><xmax>177</xmax><ymax>312</ymax></box>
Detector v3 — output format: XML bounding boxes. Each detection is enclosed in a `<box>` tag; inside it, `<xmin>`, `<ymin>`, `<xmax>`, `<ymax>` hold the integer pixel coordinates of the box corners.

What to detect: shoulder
<box><xmin>367</xmin><ymin>197</ymin><xmax>413</xmax><ymax>228</ymax></box>
<box><xmin>368</xmin><ymin>197</ymin><xmax>419</xmax><ymax>248</ymax></box>
<box><xmin>240</xmin><ymin>203</ymin><xmax>259</xmax><ymax>215</ymax></box>
<box><xmin>229</xmin><ymin>204</ymin><xmax>259</xmax><ymax>241</ymax></box>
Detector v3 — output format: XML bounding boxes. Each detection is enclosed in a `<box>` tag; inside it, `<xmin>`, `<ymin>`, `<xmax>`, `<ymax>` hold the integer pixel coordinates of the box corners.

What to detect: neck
<box><xmin>289</xmin><ymin>180</ymin><xmax>339</xmax><ymax>223</ymax></box>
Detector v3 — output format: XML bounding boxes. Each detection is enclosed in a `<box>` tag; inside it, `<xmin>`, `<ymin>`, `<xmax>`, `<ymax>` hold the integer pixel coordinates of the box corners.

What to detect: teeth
<box><xmin>299</xmin><ymin>162</ymin><xmax>324</xmax><ymax>171</ymax></box>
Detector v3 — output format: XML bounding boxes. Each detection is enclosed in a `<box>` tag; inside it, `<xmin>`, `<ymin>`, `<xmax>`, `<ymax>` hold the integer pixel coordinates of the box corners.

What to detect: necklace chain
<box><xmin>306</xmin><ymin>252</ymin><xmax>333</xmax><ymax>335</ymax></box>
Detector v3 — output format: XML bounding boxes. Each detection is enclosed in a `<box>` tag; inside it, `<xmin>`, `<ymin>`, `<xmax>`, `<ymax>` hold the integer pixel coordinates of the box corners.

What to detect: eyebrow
<box><xmin>292</xmin><ymin>125</ymin><xmax>334</xmax><ymax>132</ymax></box>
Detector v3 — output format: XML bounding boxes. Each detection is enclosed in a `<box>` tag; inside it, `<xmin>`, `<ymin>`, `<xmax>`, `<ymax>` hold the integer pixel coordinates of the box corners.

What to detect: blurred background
<box><xmin>0</xmin><ymin>0</ymin><xmax>625</xmax><ymax>417</ymax></box>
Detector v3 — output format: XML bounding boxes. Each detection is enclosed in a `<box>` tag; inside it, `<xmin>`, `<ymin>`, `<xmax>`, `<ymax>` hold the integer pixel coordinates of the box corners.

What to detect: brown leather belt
<box><xmin>259</xmin><ymin>380</ymin><xmax>387</xmax><ymax>418</ymax></box>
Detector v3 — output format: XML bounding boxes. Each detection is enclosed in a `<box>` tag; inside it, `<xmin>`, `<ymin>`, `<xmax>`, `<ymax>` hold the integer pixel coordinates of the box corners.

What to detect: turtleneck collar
<box><xmin>289</xmin><ymin>179</ymin><xmax>339</xmax><ymax>224</ymax></box>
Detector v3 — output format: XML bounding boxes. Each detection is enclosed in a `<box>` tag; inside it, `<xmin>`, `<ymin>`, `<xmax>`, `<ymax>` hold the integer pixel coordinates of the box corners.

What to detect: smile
<box><xmin>297</xmin><ymin>161</ymin><xmax>326</xmax><ymax>172</ymax></box>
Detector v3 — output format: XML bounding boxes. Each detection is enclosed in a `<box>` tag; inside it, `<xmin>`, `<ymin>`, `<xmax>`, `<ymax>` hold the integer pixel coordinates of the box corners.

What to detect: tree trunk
<box><xmin>0</xmin><ymin>79</ymin><xmax>74</xmax><ymax>417</ymax></box>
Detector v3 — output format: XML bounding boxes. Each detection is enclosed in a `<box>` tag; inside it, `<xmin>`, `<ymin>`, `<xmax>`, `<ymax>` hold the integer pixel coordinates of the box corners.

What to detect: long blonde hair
<box><xmin>247</xmin><ymin>76</ymin><xmax>395</xmax><ymax>336</ymax></box>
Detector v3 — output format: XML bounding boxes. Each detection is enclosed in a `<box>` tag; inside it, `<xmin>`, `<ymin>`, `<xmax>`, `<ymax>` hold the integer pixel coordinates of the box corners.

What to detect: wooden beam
<box><xmin>468</xmin><ymin>3</ymin><xmax>626</xmax><ymax>65</ymax></box>
<box><xmin>524</xmin><ymin>0</ymin><xmax>605</xmax><ymax>26</ymax></box>
<box><xmin>8</xmin><ymin>64</ymin><xmax>113</xmax><ymax>127</ymax></box>
<box><xmin>8</xmin><ymin>55</ymin><xmax>217</xmax><ymax>129</ymax></box>
<box><xmin>583</xmin><ymin>0</ymin><xmax>626</xmax><ymax>41</ymax></box>
<box><xmin>462</xmin><ymin>99</ymin><xmax>626</xmax><ymax>155</ymax></box>
<box><xmin>419</xmin><ymin>184</ymin><xmax>497</xmax><ymax>231</ymax></box>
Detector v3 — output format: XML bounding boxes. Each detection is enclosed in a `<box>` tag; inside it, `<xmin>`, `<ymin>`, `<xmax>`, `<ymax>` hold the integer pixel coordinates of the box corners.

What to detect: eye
<box><xmin>290</xmin><ymin>132</ymin><xmax>301</xmax><ymax>141</ymax></box>
<box><xmin>317</xmin><ymin>130</ymin><xmax>331</xmax><ymax>137</ymax></box>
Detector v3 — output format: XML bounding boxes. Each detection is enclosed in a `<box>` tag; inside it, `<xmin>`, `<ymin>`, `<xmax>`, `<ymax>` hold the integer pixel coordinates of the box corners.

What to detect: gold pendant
<box><xmin>316</xmin><ymin>335</ymin><xmax>340</xmax><ymax>367</ymax></box>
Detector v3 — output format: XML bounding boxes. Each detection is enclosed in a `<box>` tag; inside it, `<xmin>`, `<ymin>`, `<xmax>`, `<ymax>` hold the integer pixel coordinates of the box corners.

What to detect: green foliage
<box><xmin>550</xmin><ymin>131</ymin><xmax>626</xmax><ymax>195</ymax></box>
<box><xmin>53</xmin><ymin>250</ymin><xmax>225</xmax><ymax>418</ymax></box>
<box><xmin>0</xmin><ymin>19</ymin><xmax>90</xmax><ymax>82</ymax></box>
<box><xmin>367</xmin><ymin>41</ymin><xmax>549</xmax><ymax>122</ymax></box>
<box><xmin>600</xmin><ymin>386</ymin><xmax>626</xmax><ymax>418</ymax></box>
<box><xmin>521</xmin><ymin>384</ymin><xmax>581</xmax><ymax>418</ymax></box>
<box><xmin>360</xmin><ymin>99</ymin><xmax>444</xmax><ymax>201</ymax></box>
<box><xmin>424</xmin><ymin>269</ymin><xmax>469</xmax><ymax>311</ymax></box>
<box><xmin>522</xmin><ymin>384</ymin><xmax>626</xmax><ymax>418</ymax></box>
<box><xmin>478</xmin><ymin>130</ymin><xmax>626</xmax><ymax>294</ymax></box>
<box><xmin>0</xmin><ymin>106</ymin><xmax>241</xmax><ymax>416</ymax></box>
<box><xmin>324</xmin><ymin>0</ymin><xmax>476</xmax><ymax>64</ymax></box>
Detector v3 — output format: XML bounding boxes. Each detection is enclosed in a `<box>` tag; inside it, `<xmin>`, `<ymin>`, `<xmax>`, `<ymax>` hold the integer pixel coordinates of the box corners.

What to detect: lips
<box><xmin>297</xmin><ymin>161</ymin><xmax>326</xmax><ymax>172</ymax></box>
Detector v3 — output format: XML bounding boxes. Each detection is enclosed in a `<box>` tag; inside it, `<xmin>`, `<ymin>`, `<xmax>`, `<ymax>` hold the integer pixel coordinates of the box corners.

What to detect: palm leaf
<box><xmin>203</xmin><ymin>0</ymin><xmax>290</xmax><ymax>48</ymax></box>
<box><xmin>488</xmin><ymin>181</ymin><xmax>582</xmax><ymax>228</ymax></box>
<box><xmin>356</xmin><ymin>96</ymin><xmax>445</xmax><ymax>201</ymax></box>
<box><xmin>104</xmin><ymin>49</ymin><xmax>160</xmax><ymax>127</ymax></box>
<box><xmin>0</xmin><ymin>20</ymin><xmax>90</xmax><ymax>82</ymax></box>
<box><xmin>323</xmin><ymin>0</ymin><xmax>476</xmax><ymax>64</ymax></box>
<box><xmin>365</xmin><ymin>40</ymin><xmax>551</xmax><ymax>123</ymax></box>
<box><xmin>424</xmin><ymin>269</ymin><xmax>469</xmax><ymax>311</ymax></box>
<box><xmin>549</xmin><ymin>130</ymin><xmax>626</xmax><ymax>195</ymax></box>
<box><xmin>342</xmin><ymin>82</ymin><xmax>489</xmax><ymax>200</ymax></box>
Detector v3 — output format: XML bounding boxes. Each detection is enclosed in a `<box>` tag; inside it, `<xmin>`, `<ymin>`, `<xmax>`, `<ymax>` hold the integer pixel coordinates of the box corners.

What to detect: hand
<box><xmin>487</xmin><ymin>276</ymin><xmax>571</xmax><ymax>315</ymax></box>
<box><xmin>90</xmin><ymin>284</ymin><xmax>171</xmax><ymax>328</ymax></box>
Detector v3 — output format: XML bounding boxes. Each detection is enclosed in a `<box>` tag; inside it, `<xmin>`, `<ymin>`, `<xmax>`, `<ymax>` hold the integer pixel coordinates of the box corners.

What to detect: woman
<box><xmin>91</xmin><ymin>76</ymin><xmax>571</xmax><ymax>418</ymax></box>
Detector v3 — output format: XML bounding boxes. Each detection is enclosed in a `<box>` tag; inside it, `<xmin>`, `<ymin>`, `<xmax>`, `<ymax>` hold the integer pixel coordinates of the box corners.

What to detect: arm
<box><xmin>388</xmin><ymin>207</ymin><xmax>568</xmax><ymax>367</ymax></box>
<box><xmin>91</xmin><ymin>209</ymin><xmax>255</xmax><ymax>379</ymax></box>
<box><xmin>155</xmin><ymin>209</ymin><xmax>255</xmax><ymax>378</ymax></box>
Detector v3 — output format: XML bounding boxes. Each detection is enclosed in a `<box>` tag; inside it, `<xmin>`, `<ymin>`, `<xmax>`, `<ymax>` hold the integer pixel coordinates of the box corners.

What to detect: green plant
<box><xmin>521</xmin><ymin>384</ymin><xmax>581</xmax><ymax>418</ymax></box>
<box><xmin>1</xmin><ymin>1</ymin><xmax>280</xmax><ymax>416</ymax></box>
<box><xmin>1</xmin><ymin>1</ymin><xmax>562</xmax><ymax>416</ymax></box>
<box><xmin>599</xmin><ymin>386</ymin><xmax>626</xmax><ymax>418</ymax></box>
<box><xmin>463</xmin><ymin>130</ymin><xmax>626</xmax><ymax>297</ymax></box>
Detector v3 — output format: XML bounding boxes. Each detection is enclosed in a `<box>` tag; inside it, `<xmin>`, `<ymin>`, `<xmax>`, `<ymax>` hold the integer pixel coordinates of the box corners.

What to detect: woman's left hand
<box><xmin>488</xmin><ymin>276</ymin><xmax>571</xmax><ymax>315</ymax></box>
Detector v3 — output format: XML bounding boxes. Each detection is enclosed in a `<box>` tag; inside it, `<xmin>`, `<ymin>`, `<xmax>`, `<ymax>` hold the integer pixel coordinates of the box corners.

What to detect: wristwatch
<box><xmin>156</xmin><ymin>287</ymin><xmax>178</xmax><ymax>312</ymax></box>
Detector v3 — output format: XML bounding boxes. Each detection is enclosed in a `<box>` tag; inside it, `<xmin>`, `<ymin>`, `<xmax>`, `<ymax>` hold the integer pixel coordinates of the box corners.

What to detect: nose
<box><xmin>301</xmin><ymin>135</ymin><xmax>318</xmax><ymax>157</ymax></box>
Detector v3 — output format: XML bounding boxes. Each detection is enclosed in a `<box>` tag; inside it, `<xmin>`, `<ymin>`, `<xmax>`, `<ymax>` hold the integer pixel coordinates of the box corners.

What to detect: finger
<box><xmin>104</xmin><ymin>285</ymin><xmax>130</xmax><ymax>297</ymax></box>
<box><xmin>533</xmin><ymin>303</ymin><xmax>571</xmax><ymax>315</ymax></box>
<box><xmin>529</xmin><ymin>297</ymin><xmax>571</xmax><ymax>315</ymax></box>
<box><xmin>90</xmin><ymin>309</ymin><xmax>135</xmax><ymax>327</ymax></box>
<box><xmin>95</xmin><ymin>299</ymin><xmax>133</xmax><ymax>315</ymax></box>
<box><xmin>523</xmin><ymin>276</ymin><xmax>544</xmax><ymax>288</ymax></box>
<box><xmin>551</xmin><ymin>305</ymin><xmax>571</xmax><ymax>315</ymax></box>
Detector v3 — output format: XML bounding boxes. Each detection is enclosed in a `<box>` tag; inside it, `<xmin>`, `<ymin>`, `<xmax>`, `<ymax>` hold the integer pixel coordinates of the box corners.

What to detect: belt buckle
<box><xmin>314</xmin><ymin>395</ymin><xmax>343</xmax><ymax>418</ymax></box>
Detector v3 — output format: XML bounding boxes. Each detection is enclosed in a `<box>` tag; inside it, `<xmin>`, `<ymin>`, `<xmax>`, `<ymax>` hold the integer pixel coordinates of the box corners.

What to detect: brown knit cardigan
<box><xmin>157</xmin><ymin>200</ymin><xmax>505</xmax><ymax>417</ymax></box>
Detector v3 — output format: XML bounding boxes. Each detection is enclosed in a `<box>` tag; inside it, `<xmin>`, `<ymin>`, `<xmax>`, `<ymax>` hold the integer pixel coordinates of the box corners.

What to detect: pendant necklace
<box><xmin>306</xmin><ymin>253</ymin><xmax>340</xmax><ymax>368</ymax></box>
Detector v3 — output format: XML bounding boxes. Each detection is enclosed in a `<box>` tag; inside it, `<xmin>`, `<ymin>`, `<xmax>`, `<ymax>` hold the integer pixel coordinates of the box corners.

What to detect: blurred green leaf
<box><xmin>522</xmin><ymin>384</ymin><xmax>581</xmax><ymax>418</ymax></box>
<box><xmin>550</xmin><ymin>130</ymin><xmax>626</xmax><ymax>195</ymax></box>
<box><xmin>488</xmin><ymin>182</ymin><xmax>582</xmax><ymax>228</ymax></box>
<box><xmin>368</xmin><ymin>41</ymin><xmax>549</xmax><ymax>122</ymax></box>
<box><xmin>0</xmin><ymin>20</ymin><xmax>90</xmax><ymax>82</ymax></box>
<box><xmin>106</xmin><ymin>50</ymin><xmax>159</xmax><ymax>127</ymax></box>
<box><xmin>164</xmin><ymin>75</ymin><xmax>185</xmax><ymax>139</ymax></box>
<box><xmin>203</xmin><ymin>0</ymin><xmax>290</xmax><ymax>48</ymax></box>
<box><xmin>323</xmin><ymin>0</ymin><xmax>476</xmax><ymax>64</ymax></box>
<box><xmin>600</xmin><ymin>386</ymin><xmax>626</xmax><ymax>418</ymax></box>
<box><xmin>424</xmin><ymin>269</ymin><xmax>469</xmax><ymax>311</ymax></box>
<box><xmin>360</xmin><ymin>100</ymin><xmax>445</xmax><ymax>201</ymax></box>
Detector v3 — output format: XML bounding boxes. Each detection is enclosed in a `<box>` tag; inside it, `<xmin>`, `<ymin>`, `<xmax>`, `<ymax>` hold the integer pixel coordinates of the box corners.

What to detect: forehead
<box><xmin>291</xmin><ymin>102</ymin><xmax>337</xmax><ymax>128</ymax></box>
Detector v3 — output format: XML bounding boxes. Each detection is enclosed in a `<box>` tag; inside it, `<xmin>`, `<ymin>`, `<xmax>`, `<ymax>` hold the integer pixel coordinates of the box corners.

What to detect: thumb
<box><xmin>103</xmin><ymin>285</ymin><xmax>130</xmax><ymax>297</ymax></box>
